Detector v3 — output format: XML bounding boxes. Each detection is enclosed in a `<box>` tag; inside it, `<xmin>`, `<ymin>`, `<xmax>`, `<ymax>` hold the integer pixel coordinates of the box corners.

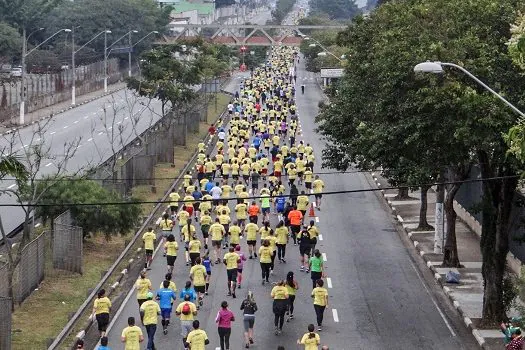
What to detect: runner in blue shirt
<box><xmin>203</xmin><ymin>254</ymin><xmax>212</xmax><ymax>295</ymax></box>
<box><xmin>179</xmin><ymin>281</ymin><xmax>197</xmax><ymax>302</ymax></box>
<box><xmin>276</xmin><ymin>194</ymin><xmax>286</xmax><ymax>222</ymax></box>
<box><xmin>157</xmin><ymin>280</ymin><xmax>177</xmax><ymax>335</ymax></box>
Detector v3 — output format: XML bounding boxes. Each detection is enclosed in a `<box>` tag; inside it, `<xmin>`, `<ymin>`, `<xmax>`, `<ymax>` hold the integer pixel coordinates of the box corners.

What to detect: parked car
<box><xmin>10</xmin><ymin>67</ymin><xmax>22</xmax><ymax>77</ymax></box>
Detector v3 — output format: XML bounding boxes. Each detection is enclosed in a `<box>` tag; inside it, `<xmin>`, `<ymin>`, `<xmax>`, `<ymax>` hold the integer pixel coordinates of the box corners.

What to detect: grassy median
<box><xmin>10</xmin><ymin>93</ymin><xmax>230</xmax><ymax>350</ymax></box>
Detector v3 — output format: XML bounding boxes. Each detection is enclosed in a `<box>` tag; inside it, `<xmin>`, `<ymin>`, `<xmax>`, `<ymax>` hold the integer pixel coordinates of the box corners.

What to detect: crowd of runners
<box><xmin>90</xmin><ymin>46</ymin><xmax>330</xmax><ymax>350</ymax></box>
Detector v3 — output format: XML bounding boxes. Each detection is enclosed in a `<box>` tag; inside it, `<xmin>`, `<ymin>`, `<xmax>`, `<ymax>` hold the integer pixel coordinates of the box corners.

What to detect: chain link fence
<box><xmin>16</xmin><ymin>232</ymin><xmax>46</xmax><ymax>303</ymax></box>
<box><xmin>0</xmin><ymin>297</ymin><xmax>12</xmax><ymax>350</ymax></box>
<box><xmin>53</xmin><ymin>210</ymin><xmax>83</xmax><ymax>274</ymax></box>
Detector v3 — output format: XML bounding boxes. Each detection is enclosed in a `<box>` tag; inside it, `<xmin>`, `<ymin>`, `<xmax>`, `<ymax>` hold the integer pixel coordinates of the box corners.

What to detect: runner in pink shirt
<box><xmin>215</xmin><ymin>301</ymin><xmax>235</xmax><ymax>350</ymax></box>
<box><xmin>235</xmin><ymin>245</ymin><xmax>247</xmax><ymax>288</ymax></box>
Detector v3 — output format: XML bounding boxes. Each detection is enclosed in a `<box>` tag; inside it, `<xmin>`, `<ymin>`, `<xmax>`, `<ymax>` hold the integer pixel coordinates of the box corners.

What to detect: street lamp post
<box><xmin>129</xmin><ymin>31</ymin><xmax>159</xmax><ymax>77</ymax></box>
<box><xmin>414</xmin><ymin>61</ymin><xmax>525</xmax><ymax>253</ymax></box>
<box><xmin>72</xmin><ymin>29</ymin><xmax>112</xmax><ymax>105</ymax></box>
<box><xmin>19</xmin><ymin>28</ymin><xmax>71</xmax><ymax>125</ymax></box>
<box><xmin>104</xmin><ymin>30</ymin><xmax>138</xmax><ymax>92</ymax></box>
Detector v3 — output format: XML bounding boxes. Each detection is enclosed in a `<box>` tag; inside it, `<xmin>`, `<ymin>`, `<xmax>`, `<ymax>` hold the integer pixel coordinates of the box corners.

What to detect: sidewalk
<box><xmin>0</xmin><ymin>82</ymin><xmax>126</xmax><ymax>135</ymax></box>
<box><xmin>371</xmin><ymin>172</ymin><xmax>515</xmax><ymax>349</ymax></box>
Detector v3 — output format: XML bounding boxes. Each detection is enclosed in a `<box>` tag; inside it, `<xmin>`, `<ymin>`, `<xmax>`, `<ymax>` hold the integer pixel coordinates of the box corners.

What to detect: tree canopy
<box><xmin>317</xmin><ymin>0</ymin><xmax>525</xmax><ymax>324</ymax></box>
<box><xmin>0</xmin><ymin>22</ymin><xmax>21</xmax><ymax>65</ymax></box>
<box><xmin>35</xmin><ymin>177</ymin><xmax>141</xmax><ymax>238</ymax></box>
<box><xmin>309</xmin><ymin>0</ymin><xmax>360</xmax><ymax>20</ymax></box>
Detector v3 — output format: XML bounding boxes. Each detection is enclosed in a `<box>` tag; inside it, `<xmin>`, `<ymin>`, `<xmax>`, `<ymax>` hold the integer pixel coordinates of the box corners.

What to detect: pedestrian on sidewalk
<box><xmin>92</xmin><ymin>289</ymin><xmax>111</xmax><ymax>338</ymax></box>
<box><xmin>311</xmin><ymin>279</ymin><xmax>328</xmax><ymax>331</ymax></box>
<box><xmin>502</xmin><ymin>317</ymin><xmax>522</xmax><ymax>344</ymax></box>
<box><xmin>297</xmin><ymin>324</ymin><xmax>321</xmax><ymax>349</ymax></box>
<box><xmin>139</xmin><ymin>292</ymin><xmax>161</xmax><ymax>350</ymax></box>
<box><xmin>271</xmin><ymin>280</ymin><xmax>289</xmax><ymax>335</ymax></box>
<box><xmin>216</xmin><ymin>300</ymin><xmax>235</xmax><ymax>350</ymax></box>
<box><xmin>240</xmin><ymin>291</ymin><xmax>258</xmax><ymax>348</ymax></box>
<box><xmin>506</xmin><ymin>329</ymin><xmax>524</xmax><ymax>350</ymax></box>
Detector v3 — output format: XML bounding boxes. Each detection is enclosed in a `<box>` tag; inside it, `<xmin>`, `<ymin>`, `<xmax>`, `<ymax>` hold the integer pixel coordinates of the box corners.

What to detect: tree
<box><xmin>126</xmin><ymin>41</ymin><xmax>204</xmax><ymax>118</ymax></box>
<box><xmin>317</xmin><ymin>0</ymin><xmax>525</xmax><ymax>325</ymax></box>
<box><xmin>0</xmin><ymin>22</ymin><xmax>21</xmax><ymax>67</ymax></box>
<box><xmin>309</xmin><ymin>0</ymin><xmax>360</xmax><ymax>20</ymax></box>
<box><xmin>35</xmin><ymin>177</ymin><xmax>141</xmax><ymax>239</ymax></box>
<box><xmin>39</xmin><ymin>0</ymin><xmax>171</xmax><ymax>57</ymax></box>
<box><xmin>0</xmin><ymin>0</ymin><xmax>61</xmax><ymax>30</ymax></box>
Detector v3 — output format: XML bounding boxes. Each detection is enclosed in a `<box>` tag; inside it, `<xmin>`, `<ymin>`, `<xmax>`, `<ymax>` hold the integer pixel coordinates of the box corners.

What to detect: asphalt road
<box><xmin>0</xmin><ymin>89</ymin><xmax>164</xmax><ymax>234</ymax></box>
<box><xmin>100</xmin><ymin>55</ymin><xmax>478</xmax><ymax>350</ymax></box>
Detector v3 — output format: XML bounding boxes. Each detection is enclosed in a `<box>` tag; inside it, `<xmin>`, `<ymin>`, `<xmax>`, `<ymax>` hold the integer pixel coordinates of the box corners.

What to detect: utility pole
<box><xmin>434</xmin><ymin>170</ymin><xmax>445</xmax><ymax>253</ymax></box>
<box><xmin>128</xmin><ymin>31</ymin><xmax>132</xmax><ymax>77</ymax></box>
<box><xmin>104</xmin><ymin>30</ymin><xmax>108</xmax><ymax>93</ymax></box>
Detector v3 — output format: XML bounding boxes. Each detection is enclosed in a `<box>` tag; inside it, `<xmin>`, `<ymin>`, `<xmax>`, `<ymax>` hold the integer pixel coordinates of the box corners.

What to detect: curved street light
<box><xmin>414</xmin><ymin>61</ymin><xmax>525</xmax><ymax>118</ymax></box>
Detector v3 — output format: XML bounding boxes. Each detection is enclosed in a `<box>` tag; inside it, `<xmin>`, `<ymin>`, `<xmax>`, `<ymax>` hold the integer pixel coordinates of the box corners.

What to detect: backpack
<box><xmin>182</xmin><ymin>302</ymin><xmax>191</xmax><ymax>315</ymax></box>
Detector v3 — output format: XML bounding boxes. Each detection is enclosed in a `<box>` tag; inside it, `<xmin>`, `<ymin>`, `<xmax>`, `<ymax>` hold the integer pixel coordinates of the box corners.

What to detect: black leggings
<box><xmin>218</xmin><ymin>327</ymin><xmax>231</xmax><ymax>350</ymax></box>
<box><xmin>270</xmin><ymin>251</ymin><xmax>276</xmax><ymax>270</ymax></box>
<box><xmin>260</xmin><ymin>262</ymin><xmax>271</xmax><ymax>281</ymax></box>
<box><xmin>277</xmin><ymin>244</ymin><xmax>286</xmax><ymax>260</ymax></box>
<box><xmin>288</xmin><ymin>295</ymin><xmax>296</xmax><ymax>315</ymax></box>
<box><xmin>274</xmin><ymin>311</ymin><xmax>285</xmax><ymax>329</ymax></box>
<box><xmin>314</xmin><ymin>304</ymin><xmax>326</xmax><ymax>326</ymax></box>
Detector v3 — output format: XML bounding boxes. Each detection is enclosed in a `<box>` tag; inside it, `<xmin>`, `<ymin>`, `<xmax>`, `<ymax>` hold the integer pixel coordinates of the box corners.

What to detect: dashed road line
<box><xmin>45</xmin><ymin>162</ymin><xmax>53</xmax><ymax>167</ymax></box>
<box><xmin>7</xmin><ymin>184</ymin><xmax>16</xmax><ymax>189</ymax></box>
<box><xmin>332</xmin><ymin>308</ymin><xmax>339</xmax><ymax>322</ymax></box>
<box><xmin>98</xmin><ymin>132</ymin><xmax>104</xmax><ymax>135</ymax></box>
<box><xmin>50</xmin><ymin>131</ymin><xmax>56</xmax><ymax>135</ymax></box>
<box><xmin>315</xmin><ymin>216</ymin><xmax>319</xmax><ymax>223</ymax></box>
<box><xmin>318</xmin><ymin>234</ymin><xmax>323</xmax><ymax>241</ymax></box>
<box><xmin>63</xmin><ymin>126</ymin><xmax>68</xmax><ymax>129</ymax></box>
<box><xmin>87</xmin><ymin>138</ymin><xmax>93</xmax><ymax>142</ymax></box>
<box><xmin>322</xmin><ymin>252</ymin><xmax>327</xmax><ymax>262</ymax></box>
<box><xmin>74</xmin><ymin>120</ymin><xmax>79</xmax><ymax>124</ymax></box>
<box><xmin>327</xmin><ymin>277</ymin><xmax>332</xmax><ymax>288</ymax></box>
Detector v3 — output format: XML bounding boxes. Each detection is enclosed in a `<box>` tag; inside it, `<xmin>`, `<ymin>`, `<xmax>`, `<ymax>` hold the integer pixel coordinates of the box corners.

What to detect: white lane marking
<box><xmin>63</xmin><ymin>126</ymin><xmax>68</xmax><ymax>129</ymax></box>
<box><xmin>74</xmin><ymin>120</ymin><xmax>79</xmax><ymax>124</ymax></box>
<box><xmin>50</xmin><ymin>131</ymin><xmax>56</xmax><ymax>135</ymax></box>
<box><xmin>35</xmin><ymin>138</ymin><xmax>40</xmax><ymax>142</ymax></box>
<box><xmin>409</xmin><ymin>258</ymin><xmax>456</xmax><ymax>336</ymax></box>
<box><xmin>332</xmin><ymin>308</ymin><xmax>339</xmax><ymax>322</ymax></box>
<box><xmin>116</xmin><ymin>121</ymin><xmax>122</xmax><ymax>124</ymax></box>
<box><xmin>322</xmin><ymin>253</ymin><xmax>327</xmax><ymax>261</ymax></box>
<box><xmin>45</xmin><ymin>162</ymin><xmax>53</xmax><ymax>167</ymax></box>
<box><xmin>7</xmin><ymin>184</ymin><xmax>16</xmax><ymax>189</ymax></box>
<box><xmin>84</xmin><ymin>116</ymin><xmax>89</xmax><ymax>119</ymax></box>
<box><xmin>327</xmin><ymin>277</ymin><xmax>332</xmax><ymax>288</ymax></box>
<box><xmin>77</xmin><ymin>144</ymin><xmax>82</xmax><ymax>148</ymax></box>
<box><xmin>92</xmin><ymin>112</ymin><xmax>97</xmax><ymax>115</ymax></box>
<box><xmin>98</xmin><ymin>132</ymin><xmax>103</xmax><ymax>135</ymax></box>
<box><xmin>124</xmin><ymin>116</ymin><xmax>129</xmax><ymax>120</ymax></box>
<box><xmin>315</xmin><ymin>216</ymin><xmax>319</xmax><ymax>223</ymax></box>
<box><xmin>34</xmin><ymin>223</ymin><xmax>41</xmax><ymax>228</ymax></box>
<box><xmin>87</xmin><ymin>138</ymin><xmax>93</xmax><ymax>142</ymax></box>
<box><xmin>312</xmin><ymin>201</ymin><xmax>316</xmax><ymax>207</ymax></box>
<box><xmin>318</xmin><ymin>234</ymin><xmax>323</xmax><ymax>241</ymax></box>
<box><xmin>108</xmin><ymin>126</ymin><xmax>113</xmax><ymax>130</ymax></box>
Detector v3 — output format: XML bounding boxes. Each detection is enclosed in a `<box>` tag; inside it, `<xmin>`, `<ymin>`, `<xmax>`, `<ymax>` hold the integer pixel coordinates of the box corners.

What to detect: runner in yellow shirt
<box><xmin>142</xmin><ymin>227</ymin><xmax>156</xmax><ymax>270</ymax></box>
<box><xmin>312</xmin><ymin>175</ymin><xmax>325</xmax><ymax>210</ymax></box>
<box><xmin>121</xmin><ymin>316</ymin><xmax>144</xmax><ymax>350</ymax></box>
<box><xmin>185</xmin><ymin>320</ymin><xmax>209</xmax><ymax>350</ymax></box>
<box><xmin>297</xmin><ymin>324</ymin><xmax>321</xmax><ymax>350</ymax></box>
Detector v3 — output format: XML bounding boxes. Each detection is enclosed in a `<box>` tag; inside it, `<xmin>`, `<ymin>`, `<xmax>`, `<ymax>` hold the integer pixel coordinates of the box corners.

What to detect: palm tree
<box><xmin>0</xmin><ymin>155</ymin><xmax>28</xmax><ymax>181</ymax></box>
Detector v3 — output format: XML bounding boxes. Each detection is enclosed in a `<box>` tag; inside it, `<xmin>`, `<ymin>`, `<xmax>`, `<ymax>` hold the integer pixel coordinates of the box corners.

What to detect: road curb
<box><xmin>0</xmin><ymin>85</ymin><xmax>126</xmax><ymax>136</ymax></box>
<box><xmin>373</xmin><ymin>175</ymin><xmax>488</xmax><ymax>349</ymax></box>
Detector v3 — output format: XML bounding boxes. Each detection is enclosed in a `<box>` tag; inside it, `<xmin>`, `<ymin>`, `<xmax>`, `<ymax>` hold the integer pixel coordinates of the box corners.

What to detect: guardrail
<box><xmin>48</xmin><ymin>91</ymin><xmax>233</xmax><ymax>349</ymax></box>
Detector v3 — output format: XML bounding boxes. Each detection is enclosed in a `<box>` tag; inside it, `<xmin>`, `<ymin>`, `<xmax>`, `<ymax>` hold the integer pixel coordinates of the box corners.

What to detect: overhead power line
<box><xmin>0</xmin><ymin>174</ymin><xmax>519</xmax><ymax>208</ymax></box>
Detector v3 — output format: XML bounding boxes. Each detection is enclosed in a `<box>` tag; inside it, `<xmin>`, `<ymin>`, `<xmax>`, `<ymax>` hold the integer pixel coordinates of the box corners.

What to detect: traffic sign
<box><xmin>320</xmin><ymin>68</ymin><xmax>344</xmax><ymax>78</ymax></box>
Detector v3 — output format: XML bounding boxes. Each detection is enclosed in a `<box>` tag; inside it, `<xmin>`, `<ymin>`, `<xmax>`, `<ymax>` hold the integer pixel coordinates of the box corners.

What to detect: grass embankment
<box><xmin>10</xmin><ymin>93</ymin><xmax>231</xmax><ymax>350</ymax></box>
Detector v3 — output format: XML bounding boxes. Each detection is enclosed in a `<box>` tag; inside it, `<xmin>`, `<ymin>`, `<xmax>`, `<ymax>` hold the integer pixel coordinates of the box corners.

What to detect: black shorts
<box><xmin>300</xmin><ymin>210</ymin><xmax>306</xmax><ymax>217</ymax></box>
<box><xmin>298</xmin><ymin>172</ymin><xmax>304</xmax><ymax>178</ymax></box>
<box><xmin>315</xmin><ymin>194</ymin><xmax>322</xmax><ymax>199</ymax></box>
<box><xmin>305</xmin><ymin>182</ymin><xmax>312</xmax><ymax>189</ymax></box>
<box><xmin>189</xmin><ymin>252</ymin><xmax>200</xmax><ymax>264</ymax></box>
<box><xmin>145</xmin><ymin>249</ymin><xmax>154</xmax><ymax>256</ymax></box>
<box><xmin>170</xmin><ymin>205</ymin><xmax>178</xmax><ymax>212</ymax></box>
<box><xmin>96</xmin><ymin>313</ymin><xmax>109</xmax><ymax>332</ymax></box>
<box><xmin>290</xmin><ymin>225</ymin><xmax>300</xmax><ymax>234</ymax></box>
<box><xmin>299</xmin><ymin>245</ymin><xmax>310</xmax><ymax>256</ymax></box>
<box><xmin>212</xmin><ymin>240</ymin><xmax>222</xmax><ymax>248</ymax></box>
<box><xmin>137</xmin><ymin>298</ymin><xmax>147</xmax><ymax>307</ymax></box>
<box><xmin>243</xmin><ymin>175</ymin><xmax>250</xmax><ymax>181</ymax></box>
<box><xmin>166</xmin><ymin>255</ymin><xmax>177</xmax><ymax>266</ymax></box>
<box><xmin>195</xmin><ymin>285</ymin><xmax>205</xmax><ymax>293</ymax></box>
<box><xmin>193</xmin><ymin>202</ymin><xmax>200</xmax><ymax>211</ymax></box>
<box><xmin>252</xmin><ymin>183</ymin><xmax>259</xmax><ymax>189</ymax></box>
<box><xmin>227</xmin><ymin>269</ymin><xmax>238</xmax><ymax>282</ymax></box>
<box><xmin>247</xmin><ymin>240</ymin><xmax>257</xmax><ymax>246</ymax></box>
<box><xmin>237</xmin><ymin>268</ymin><xmax>243</xmax><ymax>274</ymax></box>
<box><xmin>311</xmin><ymin>271</ymin><xmax>322</xmax><ymax>282</ymax></box>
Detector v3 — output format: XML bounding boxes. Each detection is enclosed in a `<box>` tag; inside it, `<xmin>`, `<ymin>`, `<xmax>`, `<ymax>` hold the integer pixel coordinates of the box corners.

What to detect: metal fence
<box><xmin>53</xmin><ymin>210</ymin><xmax>83</xmax><ymax>274</ymax></box>
<box><xmin>0</xmin><ymin>264</ymin><xmax>9</xmax><ymax>298</ymax></box>
<box><xmin>0</xmin><ymin>297</ymin><xmax>12</xmax><ymax>350</ymax></box>
<box><xmin>0</xmin><ymin>58</ymin><xmax>121</xmax><ymax>123</ymax></box>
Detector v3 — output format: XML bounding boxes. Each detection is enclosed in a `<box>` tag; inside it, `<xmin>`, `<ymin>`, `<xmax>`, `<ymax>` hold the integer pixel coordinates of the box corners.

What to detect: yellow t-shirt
<box><xmin>176</xmin><ymin>301</ymin><xmax>197</xmax><ymax>320</ymax></box>
<box><xmin>189</xmin><ymin>239</ymin><xmax>201</xmax><ymax>253</ymax></box>
<box><xmin>200</xmin><ymin>215</ymin><xmax>212</xmax><ymax>225</ymax></box>
<box><xmin>308</xmin><ymin>226</ymin><xmax>319</xmax><ymax>240</ymax></box>
<box><xmin>159</xmin><ymin>280</ymin><xmax>177</xmax><ymax>292</ymax></box>
<box><xmin>235</xmin><ymin>203</ymin><xmax>248</xmax><ymax>219</ymax></box>
<box><xmin>121</xmin><ymin>325</ymin><xmax>143</xmax><ymax>350</ymax></box>
<box><xmin>229</xmin><ymin>225</ymin><xmax>242</xmax><ymax>244</ymax></box>
<box><xmin>190</xmin><ymin>264</ymin><xmax>207</xmax><ymax>286</ymax></box>
<box><xmin>186</xmin><ymin>329</ymin><xmax>209</xmax><ymax>350</ymax></box>
<box><xmin>169</xmin><ymin>192</ymin><xmax>180</xmax><ymax>206</ymax></box>
<box><xmin>259</xmin><ymin>246</ymin><xmax>273</xmax><ymax>263</ymax></box>
<box><xmin>210</xmin><ymin>223</ymin><xmax>225</xmax><ymax>241</ymax></box>
<box><xmin>311</xmin><ymin>287</ymin><xmax>328</xmax><ymax>306</ymax></box>
<box><xmin>304</xmin><ymin>170</ymin><xmax>313</xmax><ymax>183</ymax></box>
<box><xmin>164</xmin><ymin>241</ymin><xmax>178</xmax><ymax>256</ymax></box>
<box><xmin>271</xmin><ymin>285</ymin><xmax>288</xmax><ymax>300</ymax></box>
<box><xmin>93</xmin><ymin>296</ymin><xmax>111</xmax><ymax>314</ymax></box>
<box><xmin>259</xmin><ymin>226</ymin><xmax>272</xmax><ymax>240</ymax></box>
<box><xmin>245</xmin><ymin>223</ymin><xmax>259</xmax><ymax>241</ymax></box>
<box><xmin>159</xmin><ymin>219</ymin><xmax>173</xmax><ymax>231</ymax></box>
<box><xmin>266</xmin><ymin>235</ymin><xmax>277</xmax><ymax>251</ymax></box>
<box><xmin>135</xmin><ymin>278</ymin><xmax>151</xmax><ymax>299</ymax></box>
<box><xmin>140</xmin><ymin>300</ymin><xmax>160</xmax><ymax>325</ymax></box>
<box><xmin>181</xmin><ymin>224</ymin><xmax>196</xmax><ymax>242</ymax></box>
<box><xmin>178</xmin><ymin>210</ymin><xmax>189</xmax><ymax>226</ymax></box>
<box><xmin>218</xmin><ymin>214</ymin><xmax>231</xmax><ymax>225</ymax></box>
<box><xmin>300</xmin><ymin>332</ymin><xmax>321</xmax><ymax>350</ymax></box>
<box><xmin>276</xmin><ymin>226</ymin><xmax>288</xmax><ymax>244</ymax></box>
<box><xmin>142</xmin><ymin>231</ymin><xmax>156</xmax><ymax>250</ymax></box>
<box><xmin>313</xmin><ymin>179</ymin><xmax>324</xmax><ymax>193</ymax></box>
<box><xmin>297</xmin><ymin>195</ymin><xmax>309</xmax><ymax>211</ymax></box>
<box><xmin>224</xmin><ymin>252</ymin><xmax>240</xmax><ymax>270</ymax></box>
